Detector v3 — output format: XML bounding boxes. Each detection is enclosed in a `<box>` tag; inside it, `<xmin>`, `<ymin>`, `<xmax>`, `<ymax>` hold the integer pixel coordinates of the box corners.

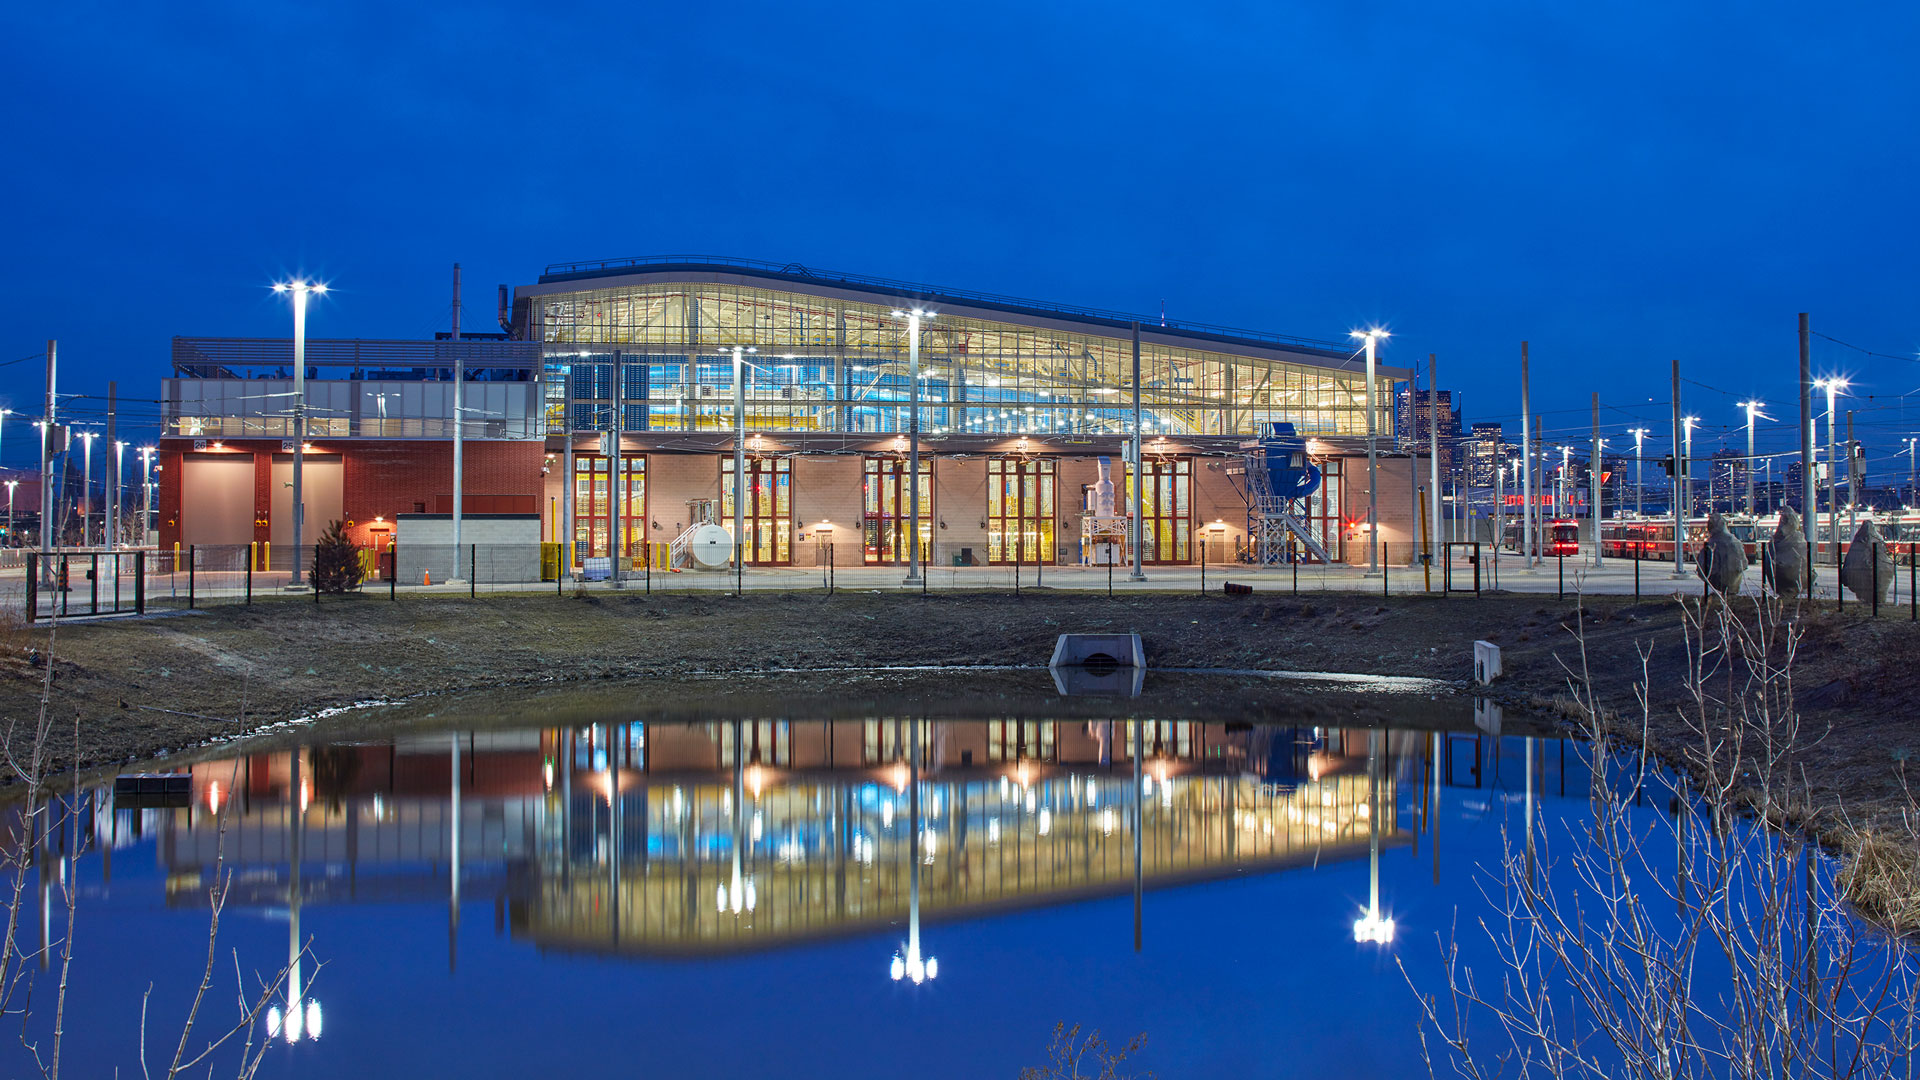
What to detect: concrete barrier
<box><xmin>1050</xmin><ymin>633</ymin><xmax>1146</xmax><ymax>669</ymax></box>
<box><xmin>1474</xmin><ymin>640</ymin><xmax>1502</xmax><ymax>685</ymax></box>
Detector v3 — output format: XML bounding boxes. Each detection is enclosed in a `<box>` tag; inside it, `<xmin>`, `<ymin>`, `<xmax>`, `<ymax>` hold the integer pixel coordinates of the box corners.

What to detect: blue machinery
<box><xmin>1238</xmin><ymin>422</ymin><xmax>1332</xmax><ymax>564</ymax></box>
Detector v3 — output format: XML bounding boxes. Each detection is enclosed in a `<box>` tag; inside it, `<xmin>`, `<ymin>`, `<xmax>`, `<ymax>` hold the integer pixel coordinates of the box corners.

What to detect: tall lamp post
<box><xmin>1682</xmin><ymin>417</ymin><xmax>1699</xmax><ymax>520</ymax></box>
<box><xmin>272</xmin><ymin>280</ymin><xmax>327</xmax><ymax>586</ymax></box>
<box><xmin>112</xmin><ymin>440</ymin><xmax>127</xmax><ymax>549</ymax></box>
<box><xmin>732</xmin><ymin>344</ymin><xmax>757</xmax><ymax>572</ymax></box>
<box><xmin>1351</xmin><ymin>329</ymin><xmax>1389</xmax><ymax>576</ymax></box>
<box><xmin>77</xmin><ymin>430</ymin><xmax>96</xmax><ymax>547</ymax></box>
<box><xmin>3</xmin><ymin>480</ymin><xmax>15</xmax><ymax>544</ymax></box>
<box><xmin>891</xmin><ymin>310</ymin><xmax>933</xmax><ymax>584</ymax></box>
<box><xmin>1737</xmin><ymin>401</ymin><xmax>1768</xmax><ymax>518</ymax></box>
<box><xmin>1629</xmin><ymin>428</ymin><xmax>1650</xmax><ymax>519</ymax></box>
<box><xmin>138</xmin><ymin>446</ymin><xmax>156</xmax><ymax>544</ymax></box>
<box><xmin>1815</xmin><ymin>378</ymin><xmax>1846</xmax><ymax>565</ymax></box>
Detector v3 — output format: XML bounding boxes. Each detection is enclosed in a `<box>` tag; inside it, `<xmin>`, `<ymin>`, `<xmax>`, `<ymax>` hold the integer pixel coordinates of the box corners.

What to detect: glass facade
<box><xmin>531</xmin><ymin>279</ymin><xmax>1392</xmax><ymax>438</ymax></box>
<box><xmin>987</xmin><ymin>458</ymin><xmax>1055</xmax><ymax>564</ymax></box>
<box><xmin>720</xmin><ymin>457</ymin><xmax>791</xmax><ymax>564</ymax></box>
<box><xmin>572</xmin><ymin>454</ymin><xmax>645</xmax><ymax>562</ymax></box>
<box><xmin>861</xmin><ymin>457</ymin><xmax>932</xmax><ymax>565</ymax></box>
<box><xmin>1129</xmin><ymin>457</ymin><xmax>1192</xmax><ymax>564</ymax></box>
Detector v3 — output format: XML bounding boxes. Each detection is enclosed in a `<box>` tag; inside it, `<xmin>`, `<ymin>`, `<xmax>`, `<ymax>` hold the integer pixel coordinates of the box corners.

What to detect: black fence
<box><xmin>8</xmin><ymin>540</ymin><xmax>1920</xmax><ymax>619</ymax></box>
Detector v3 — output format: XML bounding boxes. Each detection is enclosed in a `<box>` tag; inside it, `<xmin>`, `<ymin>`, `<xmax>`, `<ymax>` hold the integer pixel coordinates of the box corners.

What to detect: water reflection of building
<box><xmin>119</xmin><ymin>722</ymin><xmax>1423</xmax><ymax>957</ymax></box>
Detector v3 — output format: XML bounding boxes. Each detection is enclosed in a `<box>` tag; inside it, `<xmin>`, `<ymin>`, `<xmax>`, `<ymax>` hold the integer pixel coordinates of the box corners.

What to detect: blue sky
<box><xmin>3</xmin><ymin>1</ymin><xmax>1916</xmax><ymax>469</ymax></box>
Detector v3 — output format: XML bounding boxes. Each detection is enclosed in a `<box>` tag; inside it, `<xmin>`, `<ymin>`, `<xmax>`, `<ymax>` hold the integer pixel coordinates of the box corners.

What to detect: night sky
<box><xmin>4</xmin><ymin>3</ymin><xmax>1916</xmax><ymax>472</ymax></box>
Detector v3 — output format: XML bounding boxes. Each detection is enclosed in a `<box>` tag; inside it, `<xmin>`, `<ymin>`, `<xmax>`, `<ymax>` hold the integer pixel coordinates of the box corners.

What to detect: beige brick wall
<box><xmin>794</xmin><ymin>456</ymin><xmax>861</xmax><ymax>567</ymax></box>
<box><xmin>935</xmin><ymin>457</ymin><xmax>988</xmax><ymax>565</ymax></box>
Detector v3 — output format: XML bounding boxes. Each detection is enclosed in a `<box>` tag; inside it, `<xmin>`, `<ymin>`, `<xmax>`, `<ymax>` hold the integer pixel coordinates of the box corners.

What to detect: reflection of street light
<box><xmin>889</xmin><ymin>715</ymin><xmax>938</xmax><ymax>984</ymax></box>
<box><xmin>1350</xmin><ymin>329</ymin><xmax>1389</xmax><ymax>577</ymax></box>
<box><xmin>1352</xmin><ymin>729</ymin><xmax>1394</xmax><ymax>945</ymax></box>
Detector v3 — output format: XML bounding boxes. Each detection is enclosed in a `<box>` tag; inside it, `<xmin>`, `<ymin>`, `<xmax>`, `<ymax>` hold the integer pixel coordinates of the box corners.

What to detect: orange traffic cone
<box><xmin>424</xmin><ymin>569</ymin><xmax>431</xmax><ymax>586</ymax></box>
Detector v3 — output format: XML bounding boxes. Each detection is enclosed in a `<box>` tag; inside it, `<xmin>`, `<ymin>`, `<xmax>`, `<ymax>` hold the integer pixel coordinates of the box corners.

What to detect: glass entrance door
<box><xmin>862</xmin><ymin>457</ymin><xmax>932</xmax><ymax>565</ymax></box>
<box><xmin>572</xmin><ymin>454</ymin><xmax>645</xmax><ymax>566</ymax></box>
<box><xmin>987</xmin><ymin>458</ymin><xmax>1055</xmax><ymax>564</ymax></box>
<box><xmin>721</xmin><ymin>457</ymin><xmax>791</xmax><ymax>565</ymax></box>
<box><xmin>1129</xmin><ymin>456</ymin><xmax>1192</xmax><ymax>564</ymax></box>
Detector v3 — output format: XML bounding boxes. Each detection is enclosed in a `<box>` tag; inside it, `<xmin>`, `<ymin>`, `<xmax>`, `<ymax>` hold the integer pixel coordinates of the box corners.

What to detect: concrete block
<box><xmin>1473</xmin><ymin>640</ymin><xmax>1502</xmax><ymax>685</ymax></box>
<box><xmin>1049</xmin><ymin>633</ymin><xmax>1146</xmax><ymax>669</ymax></box>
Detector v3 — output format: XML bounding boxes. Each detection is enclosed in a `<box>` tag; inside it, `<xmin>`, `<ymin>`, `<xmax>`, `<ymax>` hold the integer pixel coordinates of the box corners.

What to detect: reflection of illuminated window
<box><xmin>986</xmin><ymin>721</ymin><xmax>1054</xmax><ymax>762</ymax></box>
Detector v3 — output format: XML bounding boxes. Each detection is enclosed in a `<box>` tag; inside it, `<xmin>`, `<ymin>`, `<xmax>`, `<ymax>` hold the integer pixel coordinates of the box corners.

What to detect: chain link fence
<box><xmin>6</xmin><ymin>538</ymin><xmax>1918</xmax><ymax>619</ymax></box>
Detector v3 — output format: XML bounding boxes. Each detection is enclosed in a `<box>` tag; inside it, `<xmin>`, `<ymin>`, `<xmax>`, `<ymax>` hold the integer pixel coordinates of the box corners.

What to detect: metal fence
<box><xmin>6</xmin><ymin>540</ymin><xmax>1918</xmax><ymax>618</ymax></box>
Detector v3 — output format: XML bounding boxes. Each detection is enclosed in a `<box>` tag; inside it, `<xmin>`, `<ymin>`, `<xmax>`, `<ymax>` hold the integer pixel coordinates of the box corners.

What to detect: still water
<box><xmin>17</xmin><ymin>673</ymin><xmax>1605</xmax><ymax>1077</ymax></box>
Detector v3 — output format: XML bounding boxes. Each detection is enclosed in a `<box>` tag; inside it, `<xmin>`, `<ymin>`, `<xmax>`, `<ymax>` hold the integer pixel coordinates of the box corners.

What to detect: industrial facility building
<box><xmin>157</xmin><ymin>257</ymin><xmax>1424</xmax><ymax>569</ymax></box>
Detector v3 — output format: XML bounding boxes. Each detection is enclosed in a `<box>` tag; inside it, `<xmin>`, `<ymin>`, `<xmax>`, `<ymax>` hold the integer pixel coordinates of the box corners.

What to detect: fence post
<box><xmin>1381</xmin><ymin>542</ymin><xmax>1388</xmax><ymax>598</ymax></box>
<box><xmin>1872</xmin><ymin>542</ymin><xmax>1881</xmax><ymax>617</ymax></box>
<box><xmin>1557</xmin><ymin>554</ymin><xmax>1564</xmax><ymax>600</ymax></box>
<box><xmin>90</xmin><ymin>553</ymin><xmax>98</xmax><ymax>616</ymax></box>
<box><xmin>736</xmin><ymin>543</ymin><xmax>743</xmax><ymax>597</ymax></box>
<box><xmin>135</xmin><ymin>551</ymin><xmax>145</xmax><ymax>614</ymax></box>
<box><xmin>1107</xmin><ymin>560</ymin><xmax>1113</xmax><ymax>598</ymax></box>
<box><xmin>246</xmin><ymin>550</ymin><xmax>253</xmax><ymax>605</ymax></box>
<box><xmin>1911</xmin><ymin>551</ymin><xmax>1916</xmax><ymax>622</ymax></box>
<box><xmin>188</xmin><ymin>545</ymin><xmax>196</xmax><ymax>609</ymax></box>
<box><xmin>1200</xmin><ymin>542</ymin><xmax>1206</xmax><ymax>594</ymax></box>
<box><xmin>314</xmin><ymin>557</ymin><xmax>320</xmax><ymax>605</ymax></box>
<box><xmin>1634</xmin><ymin>548</ymin><xmax>1641</xmax><ymax>602</ymax></box>
<box><xmin>1292</xmin><ymin>550</ymin><xmax>1299</xmax><ymax>595</ymax></box>
<box><xmin>471</xmin><ymin>544</ymin><xmax>477</xmax><ymax>599</ymax></box>
<box><xmin>829</xmin><ymin>541</ymin><xmax>835</xmax><ymax>595</ymax></box>
<box><xmin>25</xmin><ymin>553</ymin><xmax>35</xmax><ymax>623</ymax></box>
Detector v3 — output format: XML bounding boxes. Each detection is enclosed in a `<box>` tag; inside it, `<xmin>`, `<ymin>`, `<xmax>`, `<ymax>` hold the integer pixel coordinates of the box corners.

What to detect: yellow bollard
<box><xmin>249</xmin><ymin>541</ymin><xmax>256</xmax><ymax>572</ymax></box>
<box><xmin>262</xmin><ymin>541</ymin><xmax>270</xmax><ymax>572</ymax></box>
<box><xmin>172</xmin><ymin>541</ymin><xmax>181</xmax><ymax>573</ymax></box>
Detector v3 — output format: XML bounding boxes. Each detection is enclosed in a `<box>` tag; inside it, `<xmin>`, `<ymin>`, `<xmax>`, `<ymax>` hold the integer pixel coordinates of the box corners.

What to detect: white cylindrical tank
<box><xmin>687</xmin><ymin>523</ymin><xmax>735</xmax><ymax>570</ymax></box>
<box><xmin>1093</xmin><ymin>457</ymin><xmax>1116</xmax><ymax>518</ymax></box>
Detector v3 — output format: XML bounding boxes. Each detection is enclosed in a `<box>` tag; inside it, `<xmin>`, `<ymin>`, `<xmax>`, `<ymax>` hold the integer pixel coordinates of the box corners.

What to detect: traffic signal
<box><xmin>1661</xmin><ymin>454</ymin><xmax>1676</xmax><ymax>476</ymax></box>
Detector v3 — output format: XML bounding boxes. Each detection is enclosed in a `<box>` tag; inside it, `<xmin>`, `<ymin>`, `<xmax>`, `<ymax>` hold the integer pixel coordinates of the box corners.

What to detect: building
<box><xmin>1462</xmin><ymin>422</ymin><xmax>1508</xmax><ymax>488</ymax></box>
<box><xmin>160</xmin><ymin>257</ymin><xmax>1426</xmax><ymax>567</ymax></box>
<box><xmin>1395</xmin><ymin>388</ymin><xmax>1462</xmax><ymax>478</ymax></box>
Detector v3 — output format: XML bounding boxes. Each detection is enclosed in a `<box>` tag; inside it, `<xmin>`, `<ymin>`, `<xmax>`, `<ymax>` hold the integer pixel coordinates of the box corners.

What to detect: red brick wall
<box><xmin>157</xmin><ymin>439</ymin><xmax>547</xmax><ymax>549</ymax></box>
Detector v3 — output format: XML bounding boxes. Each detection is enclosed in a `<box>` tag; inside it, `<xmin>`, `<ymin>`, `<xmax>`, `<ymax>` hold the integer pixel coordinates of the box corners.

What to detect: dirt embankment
<box><xmin>0</xmin><ymin>589</ymin><xmax>1913</xmax><ymax>836</ymax></box>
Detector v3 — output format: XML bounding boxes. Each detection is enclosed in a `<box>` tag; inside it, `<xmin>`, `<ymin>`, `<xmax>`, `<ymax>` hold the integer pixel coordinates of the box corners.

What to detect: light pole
<box><xmin>1351</xmin><ymin>329</ymin><xmax>1389</xmax><ymax>576</ymax></box>
<box><xmin>1816</xmin><ymin>378</ymin><xmax>1846</xmax><ymax>565</ymax></box>
<box><xmin>4</xmin><ymin>480</ymin><xmax>15</xmax><ymax>544</ymax></box>
<box><xmin>1496</xmin><ymin>464</ymin><xmax>1505</xmax><ymax>547</ymax></box>
<box><xmin>139</xmin><ymin>446</ymin><xmax>155</xmax><ymax>544</ymax></box>
<box><xmin>78</xmin><ymin>430</ymin><xmax>96</xmax><ymax>547</ymax></box>
<box><xmin>0</xmin><ymin>408</ymin><xmax>10</xmax><ymax>487</ymax></box>
<box><xmin>1682</xmin><ymin>417</ymin><xmax>1699</xmax><ymax>519</ymax></box>
<box><xmin>273</xmin><ymin>280</ymin><xmax>326</xmax><ymax>586</ymax></box>
<box><xmin>732</xmin><ymin>345</ymin><xmax>756</xmax><ymax>571</ymax></box>
<box><xmin>891</xmin><ymin>310</ymin><xmax>933</xmax><ymax>584</ymax></box>
<box><xmin>1737</xmin><ymin>401</ymin><xmax>1768</xmax><ymax>518</ymax></box>
<box><xmin>1558</xmin><ymin>446</ymin><xmax>1571</xmax><ymax>519</ymax></box>
<box><xmin>1908</xmin><ymin>436</ymin><xmax>1918</xmax><ymax>510</ymax></box>
<box><xmin>1629</xmin><ymin>428</ymin><xmax>1649</xmax><ymax>519</ymax></box>
<box><xmin>112</xmin><ymin>440</ymin><xmax>127</xmax><ymax>549</ymax></box>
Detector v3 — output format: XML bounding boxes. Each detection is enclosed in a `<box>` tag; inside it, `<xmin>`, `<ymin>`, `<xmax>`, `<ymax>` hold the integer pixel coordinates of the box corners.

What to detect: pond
<box><xmin>0</xmin><ymin>671</ymin><xmax>1898</xmax><ymax>1077</ymax></box>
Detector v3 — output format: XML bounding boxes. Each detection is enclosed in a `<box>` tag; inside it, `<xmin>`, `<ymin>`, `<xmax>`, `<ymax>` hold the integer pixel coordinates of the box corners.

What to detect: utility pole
<box><xmin>451</xmin><ymin>262</ymin><xmax>464</xmax><ymax>583</ymax></box>
<box><xmin>1128</xmin><ymin>322</ymin><xmax>1145</xmax><ymax>582</ymax></box>
<box><xmin>1590</xmin><ymin>393</ymin><xmax>1602</xmax><ymax>568</ymax></box>
<box><xmin>1799</xmin><ymin>315</ymin><xmax>1814</xmax><ymax>576</ymax></box>
<box><xmin>1670</xmin><ymin>358</ymin><xmax>1686</xmax><ymax>576</ymax></box>
<box><xmin>733</xmin><ymin>344</ymin><xmax>748</xmax><ymax>574</ymax></box>
<box><xmin>610</xmin><ymin>364</ymin><xmax>624</xmax><ymax>587</ymax></box>
<box><xmin>1520</xmin><ymin>343</ymin><xmax>1533</xmax><ymax>567</ymax></box>
<box><xmin>40</xmin><ymin>340</ymin><xmax>55</xmax><ymax>554</ymax></box>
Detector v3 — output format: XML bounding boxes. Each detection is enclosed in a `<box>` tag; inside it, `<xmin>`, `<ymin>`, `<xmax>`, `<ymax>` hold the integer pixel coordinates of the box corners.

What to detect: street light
<box><xmin>1815</xmin><ymin>378</ymin><xmax>1847</xmax><ymax>564</ymax></box>
<box><xmin>1736</xmin><ymin>401</ymin><xmax>1769</xmax><ymax>518</ymax></box>
<box><xmin>77</xmin><ymin>430</ymin><xmax>96</xmax><ymax>547</ymax></box>
<box><xmin>1681</xmin><ymin>416</ymin><xmax>1699</xmax><ymax>520</ymax></box>
<box><xmin>730</xmin><ymin>345</ymin><xmax>758</xmax><ymax>572</ymax></box>
<box><xmin>272</xmin><ymin>280</ymin><xmax>327</xmax><ymax>586</ymax></box>
<box><xmin>138</xmin><ymin>446</ymin><xmax>156</xmax><ymax>544</ymax></box>
<box><xmin>892</xmin><ymin>310</ymin><xmax>934</xmax><ymax>584</ymax></box>
<box><xmin>3</xmin><ymin>480</ymin><xmax>15</xmax><ymax>544</ymax></box>
<box><xmin>1350</xmin><ymin>329</ymin><xmax>1389</xmax><ymax>576</ymax></box>
<box><xmin>112</xmin><ymin>440</ymin><xmax>127</xmax><ymax>549</ymax></box>
<box><xmin>1629</xmin><ymin>428</ymin><xmax>1650</xmax><ymax>520</ymax></box>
